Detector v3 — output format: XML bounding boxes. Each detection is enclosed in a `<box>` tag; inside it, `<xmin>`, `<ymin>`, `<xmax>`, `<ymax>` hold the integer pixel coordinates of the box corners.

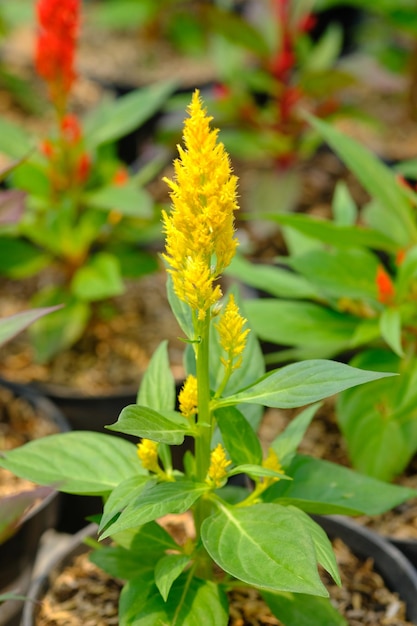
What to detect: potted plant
<box><xmin>0</xmin><ymin>0</ymin><xmax>180</xmax><ymax>431</ymax></box>
<box><xmin>1</xmin><ymin>91</ymin><xmax>416</xmax><ymax>625</ymax></box>
<box><xmin>0</xmin><ymin>307</ymin><xmax>70</xmax><ymax>626</ymax></box>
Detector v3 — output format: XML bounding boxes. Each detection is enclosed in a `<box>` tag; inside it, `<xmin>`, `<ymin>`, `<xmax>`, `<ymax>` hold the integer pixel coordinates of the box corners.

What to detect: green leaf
<box><xmin>29</xmin><ymin>288</ymin><xmax>90</xmax><ymax>362</ymax></box>
<box><xmin>218</xmin><ymin>360</ymin><xmax>395</xmax><ymax>409</ymax></box>
<box><xmin>228</xmin><ymin>464</ymin><xmax>290</xmax><ymax>481</ymax></box>
<box><xmin>90</xmin><ymin>543</ymin><xmax>155</xmax><ymax>580</ymax></box>
<box><xmin>166</xmin><ymin>272</ymin><xmax>194</xmax><ymax>339</ymax></box>
<box><xmin>258</xmin><ymin>210</ymin><xmax>398</xmax><ymax>252</ymax></box>
<box><xmin>119</xmin><ymin>573</ymin><xmax>228</xmax><ymax>626</ymax></box>
<box><xmin>201</xmin><ymin>503</ymin><xmax>329</xmax><ymax>596</ymax></box>
<box><xmin>71</xmin><ymin>252</ymin><xmax>125</xmax><ymax>301</ymax></box>
<box><xmin>0</xmin><ymin>432</ymin><xmax>141</xmax><ymax>495</ymax></box>
<box><xmin>332</xmin><ymin>180</ymin><xmax>358</xmax><ymax>226</ymax></box>
<box><xmin>288</xmin><ymin>247</ymin><xmax>379</xmax><ymax>301</ymax></box>
<box><xmin>379</xmin><ymin>308</ymin><xmax>404</xmax><ymax>357</ymax></box>
<box><xmin>83</xmin><ymin>183</ymin><xmax>153</xmax><ymax>219</ymax></box>
<box><xmin>107</xmin><ymin>405</ymin><xmax>193</xmax><ymax>444</ymax></box>
<box><xmin>0</xmin><ymin>306</ymin><xmax>61</xmax><ymax>347</ymax></box>
<box><xmin>226</xmin><ymin>255</ymin><xmax>321</xmax><ymax>300</ymax></box>
<box><xmin>245</xmin><ymin>299</ymin><xmax>360</xmax><ymax>354</ymax></box>
<box><xmin>112</xmin><ymin>520</ymin><xmax>180</xmax><ymax>554</ymax></box>
<box><xmin>100</xmin><ymin>481</ymin><xmax>209</xmax><ymax>539</ymax></box>
<box><xmin>264</xmin><ymin>454</ymin><xmax>416</xmax><ymax>515</ymax></box>
<box><xmin>215</xmin><ymin>406</ymin><xmax>262</xmax><ymax>466</ymax></box>
<box><xmin>0</xmin><ymin>117</ymin><xmax>34</xmax><ymax>158</ymax></box>
<box><xmin>262</xmin><ymin>591</ymin><xmax>347</xmax><ymax>626</ymax></box>
<box><xmin>0</xmin><ymin>236</ymin><xmax>51</xmax><ymax>278</ymax></box>
<box><xmin>306</xmin><ymin>114</ymin><xmax>417</xmax><ymax>246</ymax></box>
<box><xmin>99</xmin><ymin>475</ymin><xmax>150</xmax><ymax>533</ymax></box>
<box><xmin>155</xmin><ymin>554</ymin><xmax>191</xmax><ymax>601</ymax></box>
<box><xmin>272</xmin><ymin>403</ymin><xmax>322</xmax><ymax>467</ymax></box>
<box><xmin>137</xmin><ymin>340</ymin><xmax>176</xmax><ymax>410</ymax></box>
<box><xmin>337</xmin><ymin>352</ymin><xmax>417</xmax><ymax>481</ymax></box>
<box><xmin>85</xmin><ymin>80</ymin><xmax>177</xmax><ymax>149</ymax></box>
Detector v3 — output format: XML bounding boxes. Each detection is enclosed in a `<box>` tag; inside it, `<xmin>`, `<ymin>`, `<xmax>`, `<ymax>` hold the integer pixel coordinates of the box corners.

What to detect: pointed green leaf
<box><xmin>0</xmin><ymin>306</ymin><xmax>62</xmax><ymax>347</ymax></box>
<box><xmin>101</xmin><ymin>481</ymin><xmax>209</xmax><ymax>539</ymax></box>
<box><xmin>90</xmin><ymin>543</ymin><xmax>155</xmax><ymax>580</ymax></box>
<box><xmin>166</xmin><ymin>272</ymin><xmax>194</xmax><ymax>339</ymax></box>
<box><xmin>71</xmin><ymin>252</ymin><xmax>124</xmax><ymax>301</ymax></box>
<box><xmin>228</xmin><ymin>464</ymin><xmax>290</xmax><ymax>481</ymax></box>
<box><xmin>226</xmin><ymin>255</ymin><xmax>321</xmax><ymax>300</ymax></box>
<box><xmin>306</xmin><ymin>114</ymin><xmax>417</xmax><ymax>245</ymax></box>
<box><xmin>99</xmin><ymin>475</ymin><xmax>150</xmax><ymax>533</ymax></box>
<box><xmin>119</xmin><ymin>574</ymin><xmax>228</xmax><ymax>626</ymax></box>
<box><xmin>85</xmin><ymin>80</ymin><xmax>177</xmax><ymax>148</ymax></box>
<box><xmin>264</xmin><ymin>454</ymin><xmax>416</xmax><ymax>515</ymax></box>
<box><xmin>262</xmin><ymin>591</ymin><xmax>347</xmax><ymax>626</ymax></box>
<box><xmin>245</xmin><ymin>299</ymin><xmax>360</xmax><ymax>352</ymax></box>
<box><xmin>114</xmin><ymin>521</ymin><xmax>179</xmax><ymax>556</ymax></box>
<box><xmin>0</xmin><ymin>236</ymin><xmax>51</xmax><ymax>278</ymax></box>
<box><xmin>215</xmin><ymin>406</ymin><xmax>262</xmax><ymax>466</ymax></box>
<box><xmin>379</xmin><ymin>308</ymin><xmax>404</xmax><ymax>357</ymax></box>
<box><xmin>83</xmin><ymin>183</ymin><xmax>153</xmax><ymax>218</ymax></box>
<box><xmin>258</xmin><ymin>210</ymin><xmax>398</xmax><ymax>252</ymax></box>
<box><xmin>155</xmin><ymin>554</ymin><xmax>191</xmax><ymax>601</ymax></box>
<box><xmin>107</xmin><ymin>405</ymin><xmax>193</xmax><ymax>444</ymax></box>
<box><xmin>137</xmin><ymin>340</ymin><xmax>176</xmax><ymax>410</ymax></box>
<box><xmin>332</xmin><ymin>180</ymin><xmax>358</xmax><ymax>226</ymax></box>
<box><xmin>0</xmin><ymin>432</ymin><xmax>140</xmax><ymax>495</ymax></box>
<box><xmin>218</xmin><ymin>360</ymin><xmax>396</xmax><ymax>409</ymax></box>
<box><xmin>202</xmin><ymin>503</ymin><xmax>329</xmax><ymax>596</ymax></box>
<box><xmin>272</xmin><ymin>403</ymin><xmax>322</xmax><ymax>467</ymax></box>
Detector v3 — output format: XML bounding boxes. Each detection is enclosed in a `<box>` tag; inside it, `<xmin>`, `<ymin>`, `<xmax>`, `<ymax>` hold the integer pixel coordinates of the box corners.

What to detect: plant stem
<box><xmin>193</xmin><ymin>313</ymin><xmax>213</xmax><ymax>577</ymax></box>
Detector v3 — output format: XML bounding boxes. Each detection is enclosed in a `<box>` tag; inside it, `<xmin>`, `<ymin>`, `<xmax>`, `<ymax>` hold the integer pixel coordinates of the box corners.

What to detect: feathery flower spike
<box><xmin>376</xmin><ymin>265</ymin><xmax>395</xmax><ymax>305</ymax></box>
<box><xmin>162</xmin><ymin>90</ymin><xmax>239</xmax><ymax>321</ymax></box>
<box><xmin>207</xmin><ymin>443</ymin><xmax>231</xmax><ymax>487</ymax></box>
<box><xmin>216</xmin><ymin>294</ymin><xmax>250</xmax><ymax>371</ymax></box>
<box><xmin>178</xmin><ymin>374</ymin><xmax>198</xmax><ymax>420</ymax></box>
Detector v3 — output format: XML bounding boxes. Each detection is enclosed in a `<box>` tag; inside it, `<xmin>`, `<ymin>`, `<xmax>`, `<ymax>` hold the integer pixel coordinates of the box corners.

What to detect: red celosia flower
<box><xmin>35</xmin><ymin>0</ymin><xmax>80</xmax><ymax>111</ymax></box>
<box><xmin>76</xmin><ymin>153</ymin><xmax>91</xmax><ymax>183</ymax></box>
<box><xmin>112</xmin><ymin>168</ymin><xmax>129</xmax><ymax>186</ymax></box>
<box><xmin>60</xmin><ymin>113</ymin><xmax>82</xmax><ymax>144</ymax></box>
<box><xmin>376</xmin><ymin>265</ymin><xmax>395</xmax><ymax>304</ymax></box>
<box><xmin>396</xmin><ymin>249</ymin><xmax>406</xmax><ymax>266</ymax></box>
<box><xmin>40</xmin><ymin>139</ymin><xmax>54</xmax><ymax>158</ymax></box>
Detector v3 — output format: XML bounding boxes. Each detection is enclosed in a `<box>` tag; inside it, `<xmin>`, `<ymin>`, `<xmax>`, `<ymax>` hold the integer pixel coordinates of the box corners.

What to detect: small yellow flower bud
<box><xmin>262</xmin><ymin>449</ymin><xmax>284</xmax><ymax>487</ymax></box>
<box><xmin>178</xmin><ymin>374</ymin><xmax>198</xmax><ymax>419</ymax></box>
<box><xmin>207</xmin><ymin>443</ymin><xmax>231</xmax><ymax>487</ymax></box>
<box><xmin>216</xmin><ymin>294</ymin><xmax>250</xmax><ymax>371</ymax></box>
<box><xmin>137</xmin><ymin>439</ymin><xmax>160</xmax><ymax>473</ymax></box>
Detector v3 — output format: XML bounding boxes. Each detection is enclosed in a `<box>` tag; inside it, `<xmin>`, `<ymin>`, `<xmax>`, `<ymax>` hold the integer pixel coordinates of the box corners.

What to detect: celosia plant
<box><xmin>228</xmin><ymin>113</ymin><xmax>417</xmax><ymax>482</ymax></box>
<box><xmin>0</xmin><ymin>0</ymin><xmax>176</xmax><ymax>362</ymax></box>
<box><xmin>0</xmin><ymin>92</ymin><xmax>415</xmax><ymax>624</ymax></box>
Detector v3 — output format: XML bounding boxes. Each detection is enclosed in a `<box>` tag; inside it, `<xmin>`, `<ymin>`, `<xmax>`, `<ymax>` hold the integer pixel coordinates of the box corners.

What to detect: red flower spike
<box><xmin>40</xmin><ymin>139</ymin><xmax>54</xmax><ymax>158</ymax></box>
<box><xmin>376</xmin><ymin>265</ymin><xmax>395</xmax><ymax>304</ymax></box>
<box><xmin>76</xmin><ymin>153</ymin><xmax>91</xmax><ymax>183</ymax></box>
<box><xmin>35</xmin><ymin>0</ymin><xmax>80</xmax><ymax>110</ymax></box>
<box><xmin>60</xmin><ymin>114</ymin><xmax>82</xmax><ymax>144</ymax></box>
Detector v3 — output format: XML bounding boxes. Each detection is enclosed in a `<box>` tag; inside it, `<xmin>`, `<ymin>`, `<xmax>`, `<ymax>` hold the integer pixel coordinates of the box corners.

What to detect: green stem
<box><xmin>193</xmin><ymin>313</ymin><xmax>214</xmax><ymax>578</ymax></box>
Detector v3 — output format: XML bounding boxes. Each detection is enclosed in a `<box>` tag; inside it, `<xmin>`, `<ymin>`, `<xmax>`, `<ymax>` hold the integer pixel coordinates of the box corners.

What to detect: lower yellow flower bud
<box><xmin>137</xmin><ymin>439</ymin><xmax>160</xmax><ymax>473</ymax></box>
<box><xmin>207</xmin><ymin>443</ymin><xmax>231</xmax><ymax>488</ymax></box>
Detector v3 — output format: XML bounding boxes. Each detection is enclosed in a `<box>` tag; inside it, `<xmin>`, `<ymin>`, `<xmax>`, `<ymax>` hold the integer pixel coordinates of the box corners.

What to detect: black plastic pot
<box><xmin>21</xmin><ymin>515</ymin><xmax>417</xmax><ymax>626</ymax></box>
<box><xmin>0</xmin><ymin>378</ymin><xmax>70</xmax><ymax>626</ymax></box>
<box><xmin>389</xmin><ymin>537</ymin><xmax>417</xmax><ymax>571</ymax></box>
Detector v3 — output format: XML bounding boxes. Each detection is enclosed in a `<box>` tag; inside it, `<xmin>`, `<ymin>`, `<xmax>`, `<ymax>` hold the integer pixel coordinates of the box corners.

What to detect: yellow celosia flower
<box><xmin>137</xmin><ymin>439</ymin><xmax>159</xmax><ymax>473</ymax></box>
<box><xmin>207</xmin><ymin>443</ymin><xmax>231</xmax><ymax>487</ymax></box>
<box><xmin>262</xmin><ymin>448</ymin><xmax>284</xmax><ymax>487</ymax></box>
<box><xmin>178</xmin><ymin>374</ymin><xmax>198</xmax><ymax>419</ymax></box>
<box><xmin>215</xmin><ymin>294</ymin><xmax>250</xmax><ymax>370</ymax></box>
<box><xmin>162</xmin><ymin>90</ymin><xmax>239</xmax><ymax>321</ymax></box>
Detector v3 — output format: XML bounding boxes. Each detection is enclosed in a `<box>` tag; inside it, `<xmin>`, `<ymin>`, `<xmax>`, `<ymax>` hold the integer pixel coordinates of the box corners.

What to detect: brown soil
<box><xmin>0</xmin><ymin>268</ymin><xmax>185</xmax><ymax>396</ymax></box>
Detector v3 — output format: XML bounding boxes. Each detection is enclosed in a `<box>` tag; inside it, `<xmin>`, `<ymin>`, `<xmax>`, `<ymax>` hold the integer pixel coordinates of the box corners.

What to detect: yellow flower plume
<box><xmin>137</xmin><ymin>439</ymin><xmax>160</xmax><ymax>473</ymax></box>
<box><xmin>207</xmin><ymin>443</ymin><xmax>232</xmax><ymax>487</ymax></box>
<box><xmin>262</xmin><ymin>448</ymin><xmax>284</xmax><ymax>488</ymax></box>
<box><xmin>216</xmin><ymin>294</ymin><xmax>250</xmax><ymax>371</ymax></box>
<box><xmin>162</xmin><ymin>90</ymin><xmax>239</xmax><ymax>321</ymax></box>
<box><xmin>178</xmin><ymin>374</ymin><xmax>198</xmax><ymax>419</ymax></box>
